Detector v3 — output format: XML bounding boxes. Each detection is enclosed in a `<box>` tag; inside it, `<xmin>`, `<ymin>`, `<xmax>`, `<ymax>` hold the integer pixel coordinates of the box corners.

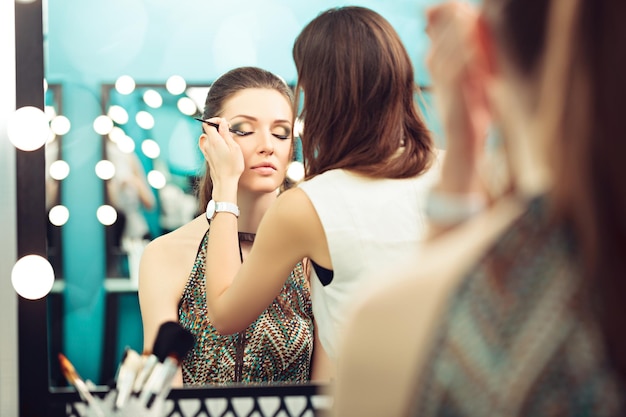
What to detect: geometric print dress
<box><xmin>411</xmin><ymin>195</ymin><xmax>626</xmax><ymax>417</ymax></box>
<box><xmin>179</xmin><ymin>229</ymin><xmax>314</xmax><ymax>385</ymax></box>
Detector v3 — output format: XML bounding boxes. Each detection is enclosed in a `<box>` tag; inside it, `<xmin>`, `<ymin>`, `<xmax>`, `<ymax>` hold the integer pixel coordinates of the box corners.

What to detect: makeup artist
<box><xmin>138</xmin><ymin>67</ymin><xmax>322</xmax><ymax>386</ymax></box>
<box><xmin>201</xmin><ymin>6</ymin><xmax>438</xmax><ymax>375</ymax></box>
<box><xmin>334</xmin><ymin>0</ymin><xmax>626</xmax><ymax>415</ymax></box>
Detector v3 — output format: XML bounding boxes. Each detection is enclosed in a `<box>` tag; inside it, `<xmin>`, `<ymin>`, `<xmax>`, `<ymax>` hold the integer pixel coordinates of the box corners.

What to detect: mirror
<box><xmin>18</xmin><ymin>0</ymin><xmax>441</xmax><ymax>404</ymax></box>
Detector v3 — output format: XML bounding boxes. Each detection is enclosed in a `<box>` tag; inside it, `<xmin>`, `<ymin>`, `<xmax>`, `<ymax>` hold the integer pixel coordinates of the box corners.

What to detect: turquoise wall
<box><xmin>46</xmin><ymin>0</ymin><xmax>446</xmax><ymax>384</ymax></box>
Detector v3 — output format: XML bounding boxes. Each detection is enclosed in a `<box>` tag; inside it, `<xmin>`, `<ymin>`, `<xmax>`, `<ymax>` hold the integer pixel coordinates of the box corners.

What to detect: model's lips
<box><xmin>251</xmin><ymin>162</ymin><xmax>277</xmax><ymax>170</ymax></box>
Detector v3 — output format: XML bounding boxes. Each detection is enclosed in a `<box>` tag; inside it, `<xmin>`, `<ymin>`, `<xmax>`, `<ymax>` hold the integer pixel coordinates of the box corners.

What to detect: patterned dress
<box><xmin>178</xmin><ymin>230</ymin><xmax>314</xmax><ymax>385</ymax></box>
<box><xmin>412</xmin><ymin>196</ymin><xmax>625</xmax><ymax>417</ymax></box>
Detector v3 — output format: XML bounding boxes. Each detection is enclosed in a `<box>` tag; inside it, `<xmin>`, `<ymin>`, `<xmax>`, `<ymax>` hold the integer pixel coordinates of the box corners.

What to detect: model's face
<box><xmin>220</xmin><ymin>88</ymin><xmax>293</xmax><ymax>194</ymax></box>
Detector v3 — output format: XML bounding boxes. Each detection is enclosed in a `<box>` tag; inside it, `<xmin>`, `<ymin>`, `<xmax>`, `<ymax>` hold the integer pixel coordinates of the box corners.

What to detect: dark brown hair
<box><xmin>196</xmin><ymin>67</ymin><xmax>294</xmax><ymax>211</ymax></box>
<box><xmin>292</xmin><ymin>6</ymin><xmax>434</xmax><ymax>180</ymax></box>
<box><xmin>487</xmin><ymin>0</ymin><xmax>626</xmax><ymax>382</ymax></box>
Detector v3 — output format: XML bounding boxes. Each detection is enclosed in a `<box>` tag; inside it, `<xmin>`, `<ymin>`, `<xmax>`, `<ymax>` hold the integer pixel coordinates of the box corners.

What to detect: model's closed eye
<box><xmin>272</xmin><ymin>125</ymin><xmax>292</xmax><ymax>140</ymax></box>
<box><xmin>230</xmin><ymin>122</ymin><xmax>254</xmax><ymax>137</ymax></box>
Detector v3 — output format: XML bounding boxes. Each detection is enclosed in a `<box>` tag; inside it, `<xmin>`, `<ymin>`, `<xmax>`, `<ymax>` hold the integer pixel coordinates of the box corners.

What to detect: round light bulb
<box><xmin>107</xmin><ymin>105</ymin><xmax>129</xmax><ymax>125</ymax></box>
<box><xmin>50</xmin><ymin>115</ymin><xmax>71</xmax><ymax>136</ymax></box>
<box><xmin>93</xmin><ymin>115</ymin><xmax>114</xmax><ymax>135</ymax></box>
<box><xmin>49</xmin><ymin>160</ymin><xmax>70</xmax><ymax>180</ymax></box>
<box><xmin>135</xmin><ymin>111</ymin><xmax>155</xmax><ymax>130</ymax></box>
<box><xmin>177</xmin><ymin>96</ymin><xmax>197</xmax><ymax>116</ymax></box>
<box><xmin>143</xmin><ymin>89</ymin><xmax>163</xmax><ymax>108</ymax></box>
<box><xmin>108</xmin><ymin>126</ymin><xmax>126</xmax><ymax>143</ymax></box>
<box><xmin>95</xmin><ymin>160</ymin><xmax>116</xmax><ymax>180</ymax></box>
<box><xmin>117</xmin><ymin>135</ymin><xmax>136</xmax><ymax>154</ymax></box>
<box><xmin>147</xmin><ymin>170</ymin><xmax>166</xmax><ymax>189</ymax></box>
<box><xmin>7</xmin><ymin>106</ymin><xmax>50</xmax><ymax>151</ymax></box>
<box><xmin>96</xmin><ymin>205</ymin><xmax>118</xmax><ymax>226</ymax></box>
<box><xmin>115</xmin><ymin>75</ymin><xmax>136</xmax><ymax>95</ymax></box>
<box><xmin>11</xmin><ymin>255</ymin><xmax>55</xmax><ymax>300</ymax></box>
<box><xmin>48</xmin><ymin>205</ymin><xmax>70</xmax><ymax>226</ymax></box>
<box><xmin>141</xmin><ymin>139</ymin><xmax>160</xmax><ymax>159</ymax></box>
<box><xmin>286</xmin><ymin>161</ymin><xmax>305</xmax><ymax>182</ymax></box>
<box><xmin>166</xmin><ymin>75</ymin><xmax>186</xmax><ymax>95</ymax></box>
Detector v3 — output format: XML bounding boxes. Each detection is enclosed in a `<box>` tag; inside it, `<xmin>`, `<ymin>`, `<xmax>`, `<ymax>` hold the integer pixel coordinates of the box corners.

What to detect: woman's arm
<box><xmin>205</xmin><ymin>187</ymin><xmax>328</xmax><ymax>335</ymax></box>
<box><xmin>138</xmin><ymin>238</ymin><xmax>189</xmax><ymax>386</ymax></box>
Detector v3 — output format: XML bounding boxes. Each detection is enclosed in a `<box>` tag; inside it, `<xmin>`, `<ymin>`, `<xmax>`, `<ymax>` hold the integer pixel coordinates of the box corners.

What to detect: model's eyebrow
<box><xmin>231</xmin><ymin>115</ymin><xmax>292</xmax><ymax>125</ymax></box>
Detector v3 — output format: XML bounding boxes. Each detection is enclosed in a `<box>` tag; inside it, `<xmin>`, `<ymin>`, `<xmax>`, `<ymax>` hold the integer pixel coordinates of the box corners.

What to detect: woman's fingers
<box><xmin>201</xmin><ymin>117</ymin><xmax>245</xmax><ymax>185</ymax></box>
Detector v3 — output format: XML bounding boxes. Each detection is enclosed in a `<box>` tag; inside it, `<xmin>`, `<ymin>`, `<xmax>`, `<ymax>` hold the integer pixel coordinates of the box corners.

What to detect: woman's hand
<box><xmin>425</xmin><ymin>1</ymin><xmax>490</xmax><ymax>195</ymax></box>
<box><xmin>200</xmin><ymin>117</ymin><xmax>244</xmax><ymax>201</ymax></box>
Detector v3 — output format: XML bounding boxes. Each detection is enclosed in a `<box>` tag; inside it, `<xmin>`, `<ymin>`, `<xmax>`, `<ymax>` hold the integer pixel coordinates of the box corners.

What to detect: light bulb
<box><xmin>95</xmin><ymin>160</ymin><xmax>116</xmax><ymax>180</ymax></box>
<box><xmin>286</xmin><ymin>161</ymin><xmax>305</xmax><ymax>182</ymax></box>
<box><xmin>49</xmin><ymin>160</ymin><xmax>70</xmax><ymax>180</ymax></box>
<box><xmin>135</xmin><ymin>111</ymin><xmax>155</xmax><ymax>130</ymax></box>
<box><xmin>147</xmin><ymin>170</ymin><xmax>166</xmax><ymax>189</ymax></box>
<box><xmin>177</xmin><ymin>96</ymin><xmax>197</xmax><ymax>116</ymax></box>
<box><xmin>11</xmin><ymin>255</ymin><xmax>55</xmax><ymax>300</ymax></box>
<box><xmin>166</xmin><ymin>75</ymin><xmax>186</xmax><ymax>95</ymax></box>
<box><xmin>141</xmin><ymin>139</ymin><xmax>160</xmax><ymax>159</ymax></box>
<box><xmin>96</xmin><ymin>205</ymin><xmax>118</xmax><ymax>226</ymax></box>
<box><xmin>93</xmin><ymin>115</ymin><xmax>114</xmax><ymax>135</ymax></box>
<box><xmin>115</xmin><ymin>75</ymin><xmax>136</xmax><ymax>95</ymax></box>
<box><xmin>50</xmin><ymin>115</ymin><xmax>71</xmax><ymax>135</ymax></box>
<box><xmin>48</xmin><ymin>205</ymin><xmax>70</xmax><ymax>226</ymax></box>
<box><xmin>7</xmin><ymin>106</ymin><xmax>50</xmax><ymax>151</ymax></box>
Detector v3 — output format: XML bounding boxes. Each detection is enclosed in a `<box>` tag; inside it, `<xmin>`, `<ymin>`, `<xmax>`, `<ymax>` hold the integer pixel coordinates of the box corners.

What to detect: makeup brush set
<box><xmin>59</xmin><ymin>321</ymin><xmax>195</xmax><ymax>417</ymax></box>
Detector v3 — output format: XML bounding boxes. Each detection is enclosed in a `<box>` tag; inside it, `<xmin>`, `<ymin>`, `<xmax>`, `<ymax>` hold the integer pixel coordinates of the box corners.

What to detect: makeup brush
<box><xmin>113</xmin><ymin>348</ymin><xmax>143</xmax><ymax>409</ymax></box>
<box><xmin>193</xmin><ymin>117</ymin><xmax>253</xmax><ymax>136</ymax></box>
<box><xmin>58</xmin><ymin>353</ymin><xmax>104</xmax><ymax>417</ymax></box>
<box><xmin>139</xmin><ymin>321</ymin><xmax>195</xmax><ymax>408</ymax></box>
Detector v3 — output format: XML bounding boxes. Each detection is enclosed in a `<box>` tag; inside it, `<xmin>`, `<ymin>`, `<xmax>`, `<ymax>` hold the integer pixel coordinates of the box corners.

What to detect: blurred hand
<box><xmin>200</xmin><ymin>117</ymin><xmax>244</xmax><ymax>201</ymax></box>
<box><xmin>425</xmin><ymin>1</ymin><xmax>491</xmax><ymax>194</ymax></box>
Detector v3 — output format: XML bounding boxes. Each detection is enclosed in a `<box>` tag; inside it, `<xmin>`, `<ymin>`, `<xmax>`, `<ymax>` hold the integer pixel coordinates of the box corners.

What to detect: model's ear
<box><xmin>472</xmin><ymin>13</ymin><xmax>498</xmax><ymax>78</ymax></box>
<box><xmin>198</xmin><ymin>133</ymin><xmax>209</xmax><ymax>160</ymax></box>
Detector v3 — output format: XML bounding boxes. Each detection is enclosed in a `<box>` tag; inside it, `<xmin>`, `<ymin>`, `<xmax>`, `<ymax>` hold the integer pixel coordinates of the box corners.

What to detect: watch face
<box><xmin>206</xmin><ymin>200</ymin><xmax>216</xmax><ymax>220</ymax></box>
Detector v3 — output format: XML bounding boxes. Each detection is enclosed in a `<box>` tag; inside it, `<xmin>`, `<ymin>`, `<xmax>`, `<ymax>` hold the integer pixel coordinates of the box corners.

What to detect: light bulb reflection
<box><xmin>177</xmin><ymin>96</ymin><xmax>197</xmax><ymax>116</ymax></box>
<box><xmin>50</xmin><ymin>115</ymin><xmax>71</xmax><ymax>136</ymax></box>
<box><xmin>49</xmin><ymin>160</ymin><xmax>70</xmax><ymax>180</ymax></box>
<box><xmin>135</xmin><ymin>111</ymin><xmax>155</xmax><ymax>130</ymax></box>
<box><xmin>97</xmin><ymin>205</ymin><xmax>118</xmax><ymax>226</ymax></box>
<box><xmin>147</xmin><ymin>170</ymin><xmax>166</xmax><ymax>189</ymax></box>
<box><xmin>108</xmin><ymin>105</ymin><xmax>129</xmax><ymax>125</ymax></box>
<box><xmin>141</xmin><ymin>139</ymin><xmax>160</xmax><ymax>159</ymax></box>
<box><xmin>93</xmin><ymin>115</ymin><xmax>114</xmax><ymax>135</ymax></box>
<box><xmin>115</xmin><ymin>75</ymin><xmax>136</xmax><ymax>95</ymax></box>
<box><xmin>286</xmin><ymin>161</ymin><xmax>305</xmax><ymax>183</ymax></box>
<box><xmin>49</xmin><ymin>205</ymin><xmax>70</xmax><ymax>226</ymax></box>
<box><xmin>166</xmin><ymin>75</ymin><xmax>186</xmax><ymax>95</ymax></box>
<box><xmin>95</xmin><ymin>160</ymin><xmax>116</xmax><ymax>180</ymax></box>
<box><xmin>143</xmin><ymin>89</ymin><xmax>163</xmax><ymax>108</ymax></box>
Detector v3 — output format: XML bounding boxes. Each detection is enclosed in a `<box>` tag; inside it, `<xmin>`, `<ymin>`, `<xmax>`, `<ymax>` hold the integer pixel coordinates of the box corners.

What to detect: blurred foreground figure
<box><xmin>334</xmin><ymin>0</ymin><xmax>626</xmax><ymax>416</ymax></box>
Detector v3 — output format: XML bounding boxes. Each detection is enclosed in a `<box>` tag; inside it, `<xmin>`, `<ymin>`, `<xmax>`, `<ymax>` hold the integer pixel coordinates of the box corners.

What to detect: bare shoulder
<box><xmin>261</xmin><ymin>187</ymin><xmax>330</xmax><ymax>267</ymax></box>
<box><xmin>139</xmin><ymin>215</ymin><xmax>207</xmax><ymax>287</ymax></box>
<box><xmin>270</xmin><ymin>187</ymin><xmax>318</xmax><ymax>223</ymax></box>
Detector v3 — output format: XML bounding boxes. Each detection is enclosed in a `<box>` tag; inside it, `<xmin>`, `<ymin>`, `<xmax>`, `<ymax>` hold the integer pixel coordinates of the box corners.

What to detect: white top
<box><xmin>298</xmin><ymin>162</ymin><xmax>441</xmax><ymax>360</ymax></box>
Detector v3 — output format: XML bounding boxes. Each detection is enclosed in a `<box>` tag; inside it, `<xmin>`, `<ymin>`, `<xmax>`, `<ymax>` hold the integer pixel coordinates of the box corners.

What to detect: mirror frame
<box><xmin>16</xmin><ymin>2</ymin><xmax>325</xmax><ymax>416</ymax></box>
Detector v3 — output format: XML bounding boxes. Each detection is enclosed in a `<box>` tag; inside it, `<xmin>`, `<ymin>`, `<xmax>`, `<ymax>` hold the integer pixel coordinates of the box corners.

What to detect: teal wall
<box><xmin>46</xmin><ymin>0</ymin><xmax>446</xmax><ymax>384</ymax></box>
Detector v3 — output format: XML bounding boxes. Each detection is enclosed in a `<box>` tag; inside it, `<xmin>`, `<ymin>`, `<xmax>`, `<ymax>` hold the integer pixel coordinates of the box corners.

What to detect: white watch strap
<box><xmin>206</xmin><ymin>200</ymin><xmax>240</xmax><ymax>220</ymax></box>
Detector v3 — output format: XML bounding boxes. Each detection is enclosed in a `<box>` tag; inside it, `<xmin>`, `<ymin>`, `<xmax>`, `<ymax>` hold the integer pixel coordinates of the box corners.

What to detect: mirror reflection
<box><xmin>44</xmin><ymin>0</ymin><xmax>441</xmax><ymax>388</ymax></box>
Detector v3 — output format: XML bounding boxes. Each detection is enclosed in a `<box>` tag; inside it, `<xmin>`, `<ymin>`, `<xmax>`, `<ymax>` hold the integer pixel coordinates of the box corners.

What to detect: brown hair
<box><xmin>196</xmin><ymin>67</ymin><xmax>294</xmax><ymax>211</ymax></box>
<box><xmin>292</xmin><ymin>6</ymin><xmax>434</xmax><ymax>180</ymax></box>
<box><xmin>487</xmin><ymin>0</ymin><xmax>626</xmax><ymax>382</ymax></box>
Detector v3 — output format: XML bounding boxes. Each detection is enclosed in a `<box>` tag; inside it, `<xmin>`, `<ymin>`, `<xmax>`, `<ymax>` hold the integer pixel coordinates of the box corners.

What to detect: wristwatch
<box><xmin>206</xmin><ymin>200</ymin><xmax>240</xmax><ymax>221</ymax></box>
